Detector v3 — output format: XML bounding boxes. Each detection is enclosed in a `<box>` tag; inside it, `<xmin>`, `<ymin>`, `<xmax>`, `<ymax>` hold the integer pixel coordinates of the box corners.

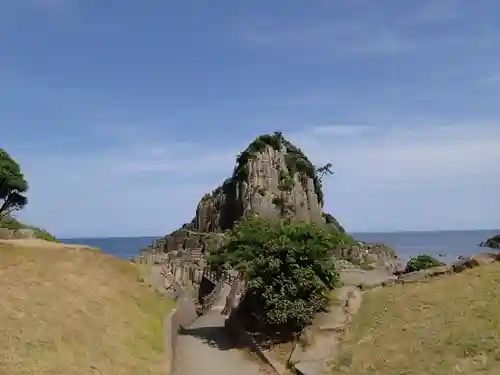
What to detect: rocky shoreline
<box><xmin>479</xmin><ymin>233</ymin><xmax>500</xmax><ymax>249</ymax></box>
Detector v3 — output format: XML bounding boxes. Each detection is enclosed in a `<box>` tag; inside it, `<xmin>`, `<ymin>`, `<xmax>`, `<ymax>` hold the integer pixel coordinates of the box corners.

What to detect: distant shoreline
<box><xmin>60</xmin><ymin>228</ymin><xmax>500</xmax><ymax>240</ymax></box>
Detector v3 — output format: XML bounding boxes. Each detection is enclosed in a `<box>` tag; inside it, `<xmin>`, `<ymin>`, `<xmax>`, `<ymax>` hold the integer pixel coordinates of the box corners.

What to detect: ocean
<box><xmin>61</xmin><ymin>236</ymin><xmax>155</xmax><ymax>260</ymax></box>
<box><xmin>354</xmin><ymin>229</ymin><xmax>499</xmax><ymax>264</ymax></box>
<box><xmin>62</xmin><ymin>229</ymin><xmax>499</xmax><ymax>265</ymax></box>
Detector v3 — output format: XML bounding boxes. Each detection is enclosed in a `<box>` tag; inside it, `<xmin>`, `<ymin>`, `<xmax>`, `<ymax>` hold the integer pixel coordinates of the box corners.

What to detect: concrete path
<box><xmin>175</xmin><ymin>284</ymin><xmax>263</xmax><ymax>375</ymax></box>
<box><xmin>339</xmin><ymin>267</ymin><xmax>396</xmax><ymax>289</ymax></box>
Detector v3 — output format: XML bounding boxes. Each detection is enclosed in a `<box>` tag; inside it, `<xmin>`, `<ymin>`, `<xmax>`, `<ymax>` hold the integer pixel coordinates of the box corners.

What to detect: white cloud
<box><xmin>480</xmin><ymin>73</ymin><xmax>500</xmax><ymax>85</ymax></box>
<box><xmin>13</xmin><ymin>123</ymin><xmax>500</xmax><ymax>237</ymax></box>
<box><xmin>295</xmin><ymin>123</ymin><xmax>500</xmax><ymax>181</ymax></box>
<box><xmin>292</xmin><ymin>123</ymin><xmax>500</xmax><ymax>231</ymax></box>
<box><xmin>11</xmin><ymin>132</ymin><xmax>237</xmax><ymax>237</ymax></box>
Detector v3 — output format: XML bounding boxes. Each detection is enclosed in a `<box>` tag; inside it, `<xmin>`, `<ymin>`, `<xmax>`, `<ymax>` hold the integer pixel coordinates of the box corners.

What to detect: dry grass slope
<box><xmin>0</xmin><ymin>239</ymin><xmax>174</xmax><ymax>375</ymax></box>
<box><xmin>330</xmin><ymin>262</ymin><xmax>500</xmax><ymax>375</ymax></box>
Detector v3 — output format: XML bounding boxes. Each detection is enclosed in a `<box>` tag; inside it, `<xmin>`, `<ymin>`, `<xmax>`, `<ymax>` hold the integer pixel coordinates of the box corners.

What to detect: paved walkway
<box><xmin>175</xmin><ymin>284</ymin><xmax>262</xmax><ymax>375</ymax></box>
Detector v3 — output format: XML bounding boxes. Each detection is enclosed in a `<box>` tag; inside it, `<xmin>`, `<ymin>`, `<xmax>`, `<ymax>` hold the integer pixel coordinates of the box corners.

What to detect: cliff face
<box><xmin>194</xmin><ymin>144</ymin><xmax>325</xmax><ymax>233</ymax></box>
<box><xmin>156</xmin><ymin>133</ymin><xmax>338</xmax><ymax>253</ymax></box>
<box><xmin>333</xmin><ymin>242</ymin><xmax>403</xmax><ymax>274</ymax></box>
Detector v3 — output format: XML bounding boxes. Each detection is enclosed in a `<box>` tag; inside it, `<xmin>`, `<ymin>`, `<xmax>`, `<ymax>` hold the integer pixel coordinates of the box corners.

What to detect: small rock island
<box><xmin>139</xmin><ymin>132</ymin><xmax>400</xmax><ymax>274</ymax></box>
<box><xmin>480</xmin><ymin>233</ymin><xmax>500</xmax><ymax>249</ymax></box>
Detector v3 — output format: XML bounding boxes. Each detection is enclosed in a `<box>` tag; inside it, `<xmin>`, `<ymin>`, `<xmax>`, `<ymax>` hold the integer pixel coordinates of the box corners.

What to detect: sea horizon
<box><xmin>61</xmin><ymin>228</ymin><xmax>499</xmax><ymax>266</ymax></box>
<box><xmin>61</xmin><ymin>227</ymin><xmax>500</xmax><ymax>241</ymax></box>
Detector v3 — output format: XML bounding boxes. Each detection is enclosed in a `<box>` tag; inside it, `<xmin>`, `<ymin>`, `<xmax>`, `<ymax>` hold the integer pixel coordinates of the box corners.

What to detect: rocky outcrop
<box><xmin>145</xmin><ymin>132</ymin><xmax>400</xmax><ymax>274</ymax></box>
<box><xmin>155</xmin><ymin>133</ymin><xmax>348</xmax><ymax>255</ymax></box>
<box><xmin>193</xmin><ymin>137</ymin><xmax>327</xmax><ymax>234</ymax></box>
<box><xmin>479</xmin><ymin>233</ymin><xmax>500</xmax><ymax>249</ymax></box>
<box><xmin>154</xmin><ymin>222</ymin><xmax>224</xmax><ymax>253</ymax></box>
<box><xmin>393</xmin><ymin>252</ymin><xmax>500</xmax><ymax>284</ymax></box>
<box><xmin>332</xmin><ymin>242</ymin><xmax>402</xmax><ymax>274</ymax></box>
<box><xmin>0</xmin><ymin>228</ymin><xmax>37</xmax><ymax>240</ymax></box>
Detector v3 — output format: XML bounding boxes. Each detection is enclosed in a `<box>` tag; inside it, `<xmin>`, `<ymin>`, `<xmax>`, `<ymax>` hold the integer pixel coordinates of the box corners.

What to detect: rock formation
<box><xmin>144</xmin><ymin>132</ymin><xmax>400</xmax><ymax>273</ymax></box>
<box><xmin>194</xmin><ymin>132</ymin><xmax>328</xmax><ymax>233</ymax></box>
<box><xmin>333</xmin><ymin>241</ymin><xmax>402</xmax><ymax>274</ymax></box>
<box><xmin>479</xmin><ymin>233</ymin><xmax>500</xmax><ymax>249</ymax></box>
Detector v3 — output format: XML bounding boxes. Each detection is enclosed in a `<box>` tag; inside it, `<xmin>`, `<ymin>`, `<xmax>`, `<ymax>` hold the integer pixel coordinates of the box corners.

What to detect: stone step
<box><xmin>190</xmin><ymin>248</ymin><xmax>203</xmax><ymax>255</ymax></box>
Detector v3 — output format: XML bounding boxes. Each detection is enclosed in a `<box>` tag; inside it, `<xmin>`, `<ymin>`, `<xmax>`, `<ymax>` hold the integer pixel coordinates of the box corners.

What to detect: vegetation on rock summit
<box><xmin>186</xmin><ymin>132</ymin><xmax>336</xmax><ymax>207</ymax></box>
<box><xmin>232</xmin><ymin>131</ymin><xmax>330</xmax><ymax>206</ymax></box>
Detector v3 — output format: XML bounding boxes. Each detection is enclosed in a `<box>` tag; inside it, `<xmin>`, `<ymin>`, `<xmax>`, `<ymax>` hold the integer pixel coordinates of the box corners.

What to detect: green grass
<box><xmin>330</xmin><ymin>262</ymin><xmax>500</xmax><ymax>375</ymax></box>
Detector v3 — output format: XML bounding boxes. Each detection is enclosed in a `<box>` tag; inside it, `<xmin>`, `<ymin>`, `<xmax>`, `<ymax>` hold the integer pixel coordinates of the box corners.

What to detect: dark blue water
<box><xmin>62</xmin><ymin>236</ymin><xmax>155</xmax><ymax>259</ymax></box>
<box><xmin>63</xmin><ymin>229</ymin><xmax>499</xmax><ymax>264</ymax></box>
<box><xmin>354</xmin><ymin>229</ymin><xmax>499</xmax><ymax>264</ymax></box>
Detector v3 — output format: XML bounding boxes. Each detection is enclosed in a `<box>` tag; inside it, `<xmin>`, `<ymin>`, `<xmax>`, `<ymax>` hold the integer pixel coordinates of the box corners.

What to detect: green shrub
<box><xmin>0</xmin><ymin>148</ymin><xmax>29</xmax><ymax>217</ymax></box>
<box><xmin>405</xmin><ymin>254</ymin><xmax>443</xmax><ymax>273</ymax></box>
<box><xmin>31</xmin><ymin>228</ymin><xmax>58</xmax><ymax>242</ymax></box>
<box><xmin>208</xmin><ymin>215</ymin><xmax>346</xmax><ymax>334</ymax></box>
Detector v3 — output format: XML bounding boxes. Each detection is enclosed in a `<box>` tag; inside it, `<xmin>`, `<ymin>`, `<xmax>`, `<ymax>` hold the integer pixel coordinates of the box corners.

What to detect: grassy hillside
<box><xmin>330</xmin><ymin>262</ymin><xmax>500</xmax><ymax>374</ymax></box>
<box><xmin>0</xmin><ymin>215</ymin><xmax>58</xmax><ymax>242</ymax></box>
<box><xmin>0</xmin><ymin>239</ymin><xmax>174</xmax><ymax>375</ymax></box>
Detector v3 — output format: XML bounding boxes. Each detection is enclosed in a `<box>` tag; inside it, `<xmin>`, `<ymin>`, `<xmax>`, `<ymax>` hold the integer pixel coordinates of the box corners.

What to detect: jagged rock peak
<box><xmin>156</xmin><ymin>132</ymin><xmax>347</xmax><ymax>253</ymax></box>
<box><xmin>193</xmin><ymin>132</ymin><xmax>336</xmax><ymax>233</ymax></box>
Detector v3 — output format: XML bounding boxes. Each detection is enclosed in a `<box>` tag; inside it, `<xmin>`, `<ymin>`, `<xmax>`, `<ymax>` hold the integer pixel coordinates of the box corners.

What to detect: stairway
<box><xmin>190</xmin><ymin>247</ymin><xmax>205</xmax><ymax>266</ymax></box>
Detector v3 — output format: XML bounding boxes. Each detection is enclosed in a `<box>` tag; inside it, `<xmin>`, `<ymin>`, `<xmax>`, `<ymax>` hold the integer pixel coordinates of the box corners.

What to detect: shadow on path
<box><xmin>178</xmin><ymin>325</ymin><xmax>247</xmax><ymax>351</ymax></box>
<box><xmin>175</xmin><ymin>315</ymin><xmax>264</xmax><ymax>375</ymax></box>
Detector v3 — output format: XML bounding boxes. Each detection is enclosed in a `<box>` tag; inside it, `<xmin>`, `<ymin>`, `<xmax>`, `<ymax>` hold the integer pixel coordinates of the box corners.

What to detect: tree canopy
<box><xmin>208</xmin><ymin>215</ymin><xmax>350</xmax><ymax>336</ymax></box>
<box><xmin>0</xmin><ymin>149</ymin><xmax>28</xmax><ymax>218</ymax></box>
<box><xmin>316</xmin><ymin>162</ymin><xmax>334</xmax><ymax>182</ymax></box>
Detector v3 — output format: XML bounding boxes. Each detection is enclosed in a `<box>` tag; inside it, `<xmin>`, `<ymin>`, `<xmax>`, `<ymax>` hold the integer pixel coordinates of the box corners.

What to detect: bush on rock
<box><xmin>208</xmin><ymin>215</ymin><xmax>347</xmax><ymax>336</ymax></box>
<box><xmin>405</xmin><ymin>254</ymin><xmax>443</xmax><ymax>273</ymax></box>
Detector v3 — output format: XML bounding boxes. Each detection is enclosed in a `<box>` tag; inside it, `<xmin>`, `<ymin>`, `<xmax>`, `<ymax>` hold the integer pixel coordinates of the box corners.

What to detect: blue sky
<box><xmin>1</xmin><ymin>0</ymin><xmax>499</xmax><ymax>237</ymax></box>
